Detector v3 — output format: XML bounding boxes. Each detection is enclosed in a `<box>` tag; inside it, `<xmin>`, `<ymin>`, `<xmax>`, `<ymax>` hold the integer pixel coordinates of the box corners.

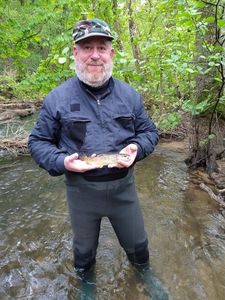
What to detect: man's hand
<box><xmin>64</xmin><ymin>153</ymin><xmax>99</xmax><ymax>173</ymax></box>
<box><xmin>108</xmin><ymin>144</ymin><xmax>138</xmax><ymax>169</ymax></box>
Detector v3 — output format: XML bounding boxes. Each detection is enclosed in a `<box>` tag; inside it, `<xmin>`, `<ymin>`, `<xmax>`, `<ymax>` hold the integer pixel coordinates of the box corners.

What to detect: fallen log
<box><xmin>0</xmin><ymin>137</ymin><xmax>28</xmax><ymax>155</ymax></box>
<box><xmin>0</xmin><ymin>108</ymin><xmax>35</xmax><ymax>121</ymax></box>
<box><xmin>0</xmin><ymin>101</ymin><xmax>42</xmax><ymax>121</ymax></box>
<box><xmin>0</xmin><ymin>101</ymin><xmax>42</xmax><ymax>111</ymax></box>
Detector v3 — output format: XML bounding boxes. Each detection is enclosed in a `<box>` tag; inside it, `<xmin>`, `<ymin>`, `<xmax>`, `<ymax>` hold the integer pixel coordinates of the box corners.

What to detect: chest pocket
<box><xmin>113</xmin><ymin>114</ymin><xmax>135</xmax><ymax>145</ymax></box>
<box><xmin>114</xmin><ymin>114</ymin><xmax>135</xmax><ymax>131</ymax></box>
<box><xmin>66</xmin><ymin>118</ymin><xmax>90</xmax><ymax>149</ymax></box>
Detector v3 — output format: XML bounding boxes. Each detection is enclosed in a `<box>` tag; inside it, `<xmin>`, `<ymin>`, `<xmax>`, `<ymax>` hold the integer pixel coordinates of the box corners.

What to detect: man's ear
<box><xmin>111</xmin><ymin>48</ymin><xmax>115</xmax><ymax>58</ymax></box>
<box><xmin>73</xmin><ymin>47</ymin><xmax>78</xmax><ymax>59</ymax></box>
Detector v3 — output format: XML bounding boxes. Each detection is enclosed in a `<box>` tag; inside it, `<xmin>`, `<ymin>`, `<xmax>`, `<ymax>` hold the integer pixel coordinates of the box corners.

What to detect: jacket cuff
<box><xmin>55</xmin><ymin>154</ymin><xmax>67</xmax><ymax>174</ymax></box>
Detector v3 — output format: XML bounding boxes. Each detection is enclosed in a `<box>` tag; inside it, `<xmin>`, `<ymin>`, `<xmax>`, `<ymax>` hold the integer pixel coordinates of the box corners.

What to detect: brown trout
<box><xmin>79</xmin><ymin>153</ymin><xmax>131</xmax><ymax>168</ymax></box>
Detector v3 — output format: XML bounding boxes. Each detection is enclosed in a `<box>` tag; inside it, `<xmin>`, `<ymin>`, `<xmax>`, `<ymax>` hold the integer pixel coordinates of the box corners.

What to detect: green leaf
<box><xmin>62</xmin><ymin>47</ymin><xmax>70</xmax><ymax>55</ymax></box>
<box><xmin>69</xmin><ymin>62</ymin><xmax>75</xmax><ymax>70</ymax></box>
<box><xmin>58</xmin><ymin>57</ymin><xmax>67</xmax><ymax>64</ymax></box>
<box><xmin>182</xmin><ymin>100</ymin><xmax>195</xmax><ymax>112</ymax></box>
<box><xmin>217</xmin><ymin>19</ymin><xmax>225</xmax><ymax>28</ymax></box>
<box><xmin>208</xmin><ymin>134</ymin><xmax>216</xmax><ymax>140</ymax></box>
<box><xmin>158</xmin><ymin>112</ymin><xmax>181</xmax><ymax>129</ymax></box>
<box><xmin>200</xmin><ymin>134</ymin><xmax>215</xmax><ymax>146</ymax></box>
<box><xmin>204</xmin><ymin>16</ymin><xmax>214</xmax><ymax>23</ymax></box>
<box><xmin>186</xmin><ymin>68</ymin><xmax>195</xmax><ymax>73</ymax></box>
<box><xmin>119</xmin><ymin>58</ymin><xmax>127</xmax><ymax>64</ymax></box>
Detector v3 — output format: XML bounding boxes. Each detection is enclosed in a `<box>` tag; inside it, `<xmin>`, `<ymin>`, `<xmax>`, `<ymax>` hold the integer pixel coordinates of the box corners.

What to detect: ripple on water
<box><xmin>1</xmin><ymin>148</ymin><xmax>225</xmax><ymax>299</ymax></box>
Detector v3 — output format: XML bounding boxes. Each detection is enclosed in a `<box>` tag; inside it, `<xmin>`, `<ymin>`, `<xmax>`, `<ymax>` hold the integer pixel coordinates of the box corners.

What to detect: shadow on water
<box><xmin>1</xmin><ymin>145</ymin><xmax>225</xmax><ymax>299</ymax></box>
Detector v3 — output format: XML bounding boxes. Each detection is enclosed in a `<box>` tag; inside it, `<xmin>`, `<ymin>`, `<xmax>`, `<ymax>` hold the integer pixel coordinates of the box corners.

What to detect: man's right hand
<box><xmin>64</xmin><ymin>153</ymin><xmax>99</xmax><ymax>173</ymax></box>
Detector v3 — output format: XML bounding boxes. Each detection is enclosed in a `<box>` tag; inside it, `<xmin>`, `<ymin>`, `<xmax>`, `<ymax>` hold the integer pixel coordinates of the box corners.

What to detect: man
<box><xmin>28</xmin><ymin>18</ymin><xmax>159</xmax><ymax>275</ymax></box>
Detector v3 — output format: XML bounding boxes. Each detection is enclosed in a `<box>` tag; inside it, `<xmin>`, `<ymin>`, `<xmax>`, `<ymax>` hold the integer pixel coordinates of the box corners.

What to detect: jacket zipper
<box><xmin>85</xmin><ymin>89</ymin><xmax>101</xmax><ymax>105</ymax></box>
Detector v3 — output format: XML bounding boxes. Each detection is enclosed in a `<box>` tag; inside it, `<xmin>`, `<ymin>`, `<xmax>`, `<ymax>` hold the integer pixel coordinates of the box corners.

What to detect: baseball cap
<box><xmin>72</xmin><ymin>18</ymin><xmax>114</xmax><ymax>43</ymax></box>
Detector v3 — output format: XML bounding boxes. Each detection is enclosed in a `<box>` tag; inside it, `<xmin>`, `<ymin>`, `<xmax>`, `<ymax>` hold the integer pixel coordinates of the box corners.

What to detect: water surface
<box><xmin>0</xmin><ymin>145</ymin><xmax>225</xmax><ymax>299</ymax></box>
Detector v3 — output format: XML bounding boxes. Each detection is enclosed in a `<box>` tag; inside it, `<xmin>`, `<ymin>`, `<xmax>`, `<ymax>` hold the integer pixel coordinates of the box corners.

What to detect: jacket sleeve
<box><xmin>130</xmin><ymin>95</ymin><xmax>159</xmax><ymax>161</ymax></box>
<box><xmin>28</xmin><ymin>96</ymin><xmax>68</xmax><ymax>176</ymax></box>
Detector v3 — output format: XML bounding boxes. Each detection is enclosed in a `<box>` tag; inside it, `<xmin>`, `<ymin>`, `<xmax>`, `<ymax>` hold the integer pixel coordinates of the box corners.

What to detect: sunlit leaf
<box><xmin>69</xmin><ymin>62</ymin><xmax>75</xmax><ymax>70</ymax></box>
<box><xmin>217</xmin><ymin>19</ymin><xmax>225</xmax><ymax>28</ymax></box>
<box><xmin>62</xmin><ymin>47</ymin><xmax>70</xmax><ymax>55</ymax></box>
<box><xmin>58</xmin><ymin>57</ymin><xmax>67</xmax><ymax>64</ymax></box>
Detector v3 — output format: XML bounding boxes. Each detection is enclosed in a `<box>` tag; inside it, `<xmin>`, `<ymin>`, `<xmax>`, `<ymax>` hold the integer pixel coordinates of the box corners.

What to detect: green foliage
<box><xmin>0</xmin><ymin>75</ymin><xmax>39</xmax><ymax>100</ymax></box>
<box><xmin>1</xmin><ymin>0</ymin><xmax>225</xmax><ymax>130</ymax></box>
<box><xmin>157</xmin><ymin>112</ymin><xmax>181</xmax><ymax>130</ymax></box>
<box><xmin>0</xmin><ymin>75</ymin><xmax>17</xmax><ymax>101</ymax></box>
<box><xmin>182</xmin><ymin>99</ymin><xmax>210</xmax><ymax>116</ymax></box>
<box><xmin>199</xmin><ymin>133</ymin><xmax>216</xmax><ymax>146</ymax></box>
<box><xmin>217</xmin><ymin>95</ymin><xmax>225</xmax><ymax>116</ymax></box>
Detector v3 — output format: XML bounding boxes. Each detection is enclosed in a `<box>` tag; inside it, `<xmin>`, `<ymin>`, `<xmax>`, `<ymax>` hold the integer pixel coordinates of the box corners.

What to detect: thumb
<box><xmin>130</xmin><ymin>144</ymin><xmax>138</xmax><ymax>152</ymax></box>
<box><xmin>68</xmin><ymin>153</ymin><xmax>79</xmax><ymax>161</ymax></box>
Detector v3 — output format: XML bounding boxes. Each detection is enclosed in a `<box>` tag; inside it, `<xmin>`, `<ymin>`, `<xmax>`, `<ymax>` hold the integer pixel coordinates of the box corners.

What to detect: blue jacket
<box><xmin>28</xmin><ymin>77</ymin><xmax>159</xmax><ymax>177</ymax></box>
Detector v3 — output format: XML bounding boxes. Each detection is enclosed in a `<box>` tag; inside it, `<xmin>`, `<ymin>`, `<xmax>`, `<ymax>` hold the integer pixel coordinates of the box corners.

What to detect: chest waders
<box><xmin>66</xmin><ymin>168</ymin><xmax>149</xmax><ymax>272</ymax></box>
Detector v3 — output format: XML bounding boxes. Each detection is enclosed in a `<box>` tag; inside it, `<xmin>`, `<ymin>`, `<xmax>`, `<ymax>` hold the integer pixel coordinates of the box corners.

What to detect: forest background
<box><xmin>1</xmin><ymin>0</ymin><xmax>225</xmax><ymax>175</ymax></box>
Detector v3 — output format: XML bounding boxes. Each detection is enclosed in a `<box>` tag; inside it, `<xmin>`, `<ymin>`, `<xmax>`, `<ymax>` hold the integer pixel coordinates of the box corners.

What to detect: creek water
<box><xmin>0</xmin><ymin>144</ymin><xmax>225</xmax><ymax>299</ymax></box>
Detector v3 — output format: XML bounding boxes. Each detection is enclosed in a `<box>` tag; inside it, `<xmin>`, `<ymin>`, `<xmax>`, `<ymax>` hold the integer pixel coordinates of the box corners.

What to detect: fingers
<box><xmin>108</xmin><ymin>163</ymin><xmax>124</xmax><ymax>169</ymax></box>
<box><xmin>77</xmin><ymin>161</ymin><xmax>99</xmax><ymax>173</ymax></box>
<box><xmin>64</xmin><ymin>153</ymin><xmax>100</xmax><ymax>173</ymax></box>
<box><xmin>119</xmin><ymin>143</ymin><xmax>137</xmax><ymax>155</ymax></box>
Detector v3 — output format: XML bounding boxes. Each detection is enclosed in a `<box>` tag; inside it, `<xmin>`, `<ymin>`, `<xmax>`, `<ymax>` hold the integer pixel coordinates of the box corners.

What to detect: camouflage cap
<box><xmin>72</xmin><ymin>18</ymin><xmax>114</xmax><ymax>43</ymax></box>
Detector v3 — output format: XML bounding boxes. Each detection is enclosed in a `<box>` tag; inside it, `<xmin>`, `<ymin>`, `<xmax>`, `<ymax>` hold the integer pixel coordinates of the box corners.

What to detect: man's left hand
<box><xmin>108</xmin><ymin>143</ymin><xmax>138</xmax><ymax>169</ymax></box>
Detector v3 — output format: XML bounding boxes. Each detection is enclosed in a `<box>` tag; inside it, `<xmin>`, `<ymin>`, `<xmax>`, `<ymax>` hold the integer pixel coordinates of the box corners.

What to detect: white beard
<box><xmin>75</xmin><ymin>60</ymin><xmax>113</xmax><ymax>87</ymax></box>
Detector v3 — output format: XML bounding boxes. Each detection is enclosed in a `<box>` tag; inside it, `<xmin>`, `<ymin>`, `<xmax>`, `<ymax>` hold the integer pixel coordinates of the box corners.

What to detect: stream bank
<box><xmin>0</xmin><ymin>101</ymin><xmax>225</xmax><ymax>207</ymax></box>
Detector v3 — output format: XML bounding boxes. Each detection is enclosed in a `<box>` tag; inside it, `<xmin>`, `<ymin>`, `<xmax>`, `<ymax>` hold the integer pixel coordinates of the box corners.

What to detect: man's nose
<box><xmin>90</xmin><ymin>48</ymin><xmax>100</xmax><ymax>60</ymax></box>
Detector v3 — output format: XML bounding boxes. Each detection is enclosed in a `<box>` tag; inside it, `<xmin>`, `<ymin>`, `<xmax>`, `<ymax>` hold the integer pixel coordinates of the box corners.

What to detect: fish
<box><xmin>79</xmin><ymin>153</ymin><xmax>131</xmax><ymax>168</ymax></box>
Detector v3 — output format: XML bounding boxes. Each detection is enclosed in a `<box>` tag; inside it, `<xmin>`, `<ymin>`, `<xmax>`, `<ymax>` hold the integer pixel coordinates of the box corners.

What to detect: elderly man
<box><xmin>28</xmin><ymin>18</ymin><xmax>159</xmax><ymax>275</ymax></box>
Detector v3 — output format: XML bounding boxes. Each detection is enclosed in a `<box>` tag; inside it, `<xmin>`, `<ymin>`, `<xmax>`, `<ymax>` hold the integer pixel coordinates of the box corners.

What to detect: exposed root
<box><xmin>159</xmin><ymin>129</ymin><xmax>187</xmax><ymax>140</ymax></box>
<box><xmin>200</xmin><ymin>182</ymin><xmax>225</xmax><ymax>208</ymax></box>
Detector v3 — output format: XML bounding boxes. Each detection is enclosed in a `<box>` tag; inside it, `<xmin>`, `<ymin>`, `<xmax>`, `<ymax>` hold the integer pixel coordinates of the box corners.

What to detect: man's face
<box><xmin>73</xmin><ymin>37</ymin><xmax>115</xmax><ymax>87</ymax></box>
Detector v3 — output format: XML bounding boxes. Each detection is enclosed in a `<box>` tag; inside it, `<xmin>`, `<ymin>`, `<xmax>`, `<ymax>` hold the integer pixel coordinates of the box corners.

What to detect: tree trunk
<box><xmin>187</xmin><ymin>2</ymin><xmax>225</xmax><ymax>175</ymax></box>
<box><xmin>112</xmin><ymin>0</ymin><xmax>124</xmax><ymax>52</ymax></box>
<box><xmin>126</xmin><ymin>0</ymin><xmax>141</xmax><ymax>69</ymax></box>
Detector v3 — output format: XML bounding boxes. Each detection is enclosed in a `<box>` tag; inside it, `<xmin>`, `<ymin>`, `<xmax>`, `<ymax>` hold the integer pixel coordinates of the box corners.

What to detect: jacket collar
<box><xmin>77</xmin><ymin>77</ymin><xmax>114</xmax><ymax>100</ymax></box>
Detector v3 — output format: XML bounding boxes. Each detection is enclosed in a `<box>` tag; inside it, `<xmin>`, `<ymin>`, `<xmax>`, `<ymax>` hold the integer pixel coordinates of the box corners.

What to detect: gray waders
<box><xmin>66</xmin><ymin>168</ymin><xmax>149</xmax><ymax>271</ymax></box>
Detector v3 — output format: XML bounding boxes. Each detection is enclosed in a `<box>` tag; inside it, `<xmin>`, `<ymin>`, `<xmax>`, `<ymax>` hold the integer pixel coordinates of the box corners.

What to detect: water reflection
<box><xmin>0</xmin><ymin>146</ymin><xmax>225</xmax><ymax>299</ymax></box>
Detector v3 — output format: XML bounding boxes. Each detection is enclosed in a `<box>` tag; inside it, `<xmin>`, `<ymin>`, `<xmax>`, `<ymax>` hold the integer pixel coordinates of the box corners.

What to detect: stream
<box><xmin>1</xmin><ymin>144</ymin><xmax>225</xmax><ymax>299</ymax></box>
